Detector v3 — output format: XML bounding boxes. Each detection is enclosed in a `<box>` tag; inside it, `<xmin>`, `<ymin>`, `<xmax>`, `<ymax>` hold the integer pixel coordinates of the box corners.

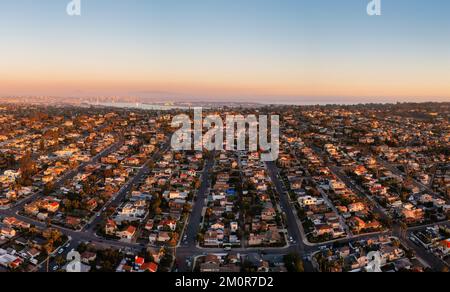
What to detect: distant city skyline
<box><xmin>1</xmin><ymin>0</ymin><xmax>449</xmax><ymax>103</ymax></box>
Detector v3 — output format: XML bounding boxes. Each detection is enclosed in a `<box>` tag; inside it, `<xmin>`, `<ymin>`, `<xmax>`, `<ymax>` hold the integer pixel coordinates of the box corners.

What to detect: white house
<box><xmin>298</xmin><ymin>196</ymin><xmax>324</xmax><ymax>207</ymax></box>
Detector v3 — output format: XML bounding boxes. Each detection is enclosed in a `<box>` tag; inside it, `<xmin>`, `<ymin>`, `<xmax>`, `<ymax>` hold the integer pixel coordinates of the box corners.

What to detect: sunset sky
<box><xmin>1</xmin><ymin>0</ymin><xmax>449</xmax><ymax>104</ymax></box>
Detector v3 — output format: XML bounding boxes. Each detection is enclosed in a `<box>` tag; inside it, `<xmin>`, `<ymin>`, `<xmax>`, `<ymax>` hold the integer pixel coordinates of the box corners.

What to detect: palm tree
<box><xmin>400</xmin><ymin>222</ymin><xmax>408</xmax><ymax>239</ymax></box>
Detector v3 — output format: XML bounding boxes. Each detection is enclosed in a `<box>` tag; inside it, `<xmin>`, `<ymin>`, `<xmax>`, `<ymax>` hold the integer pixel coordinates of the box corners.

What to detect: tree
<box><xmin>400</xmin><ymin>222</ymin><xmax>408</xmax><ymax>239</ymax></box>
<box><xmin>43</xmin><ymin>228</ymin><xmax>62</xmax><ymax>243</ymax></box>
<box><xmin>284</xmin><ymin>253</ymin><xmax>304</xmax><ymax>272</ymax></box>
<box><xmin>169</xmin><ymin>233</ymin><xmax>180</xmax><ymax>247</ymax></box>
<box><xmin>183</xmin><ymin>204</ymin><xmax>192</xmax><ymax>214</ymax></box>
<box><xmin>63</xmin><ymin>199</ymin><xmax>72</xmax><ymax>211</ymax></box>
<box><xmin>151</xmin><ymin>197</ymin><xmax>162</xmax><ymax>214</ymax></box>
<box><xmin>44</xmin><ymin>182</ymin><xmax>55</xmax><ymax>195</ymax></box>
<box><xmin>39</xmin><ymin>139</ymin><xmax>46</xmax><ymax>152</ymax></box>
<box><xmin>55</xmin><ymin>255</ymin><xmax>66</xmax><ymax>266</ymax></box>
<box><xmin>18</xmin><ymin>152</ymin><xmax>37</xmax><ymax>185</ymax></box>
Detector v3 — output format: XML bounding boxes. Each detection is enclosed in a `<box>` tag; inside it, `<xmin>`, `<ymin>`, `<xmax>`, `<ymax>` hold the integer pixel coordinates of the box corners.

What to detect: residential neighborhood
<box><xmin>0</xmin><ymin>102</ymin><xmax>448</xmax><ymax>273</ymax></box>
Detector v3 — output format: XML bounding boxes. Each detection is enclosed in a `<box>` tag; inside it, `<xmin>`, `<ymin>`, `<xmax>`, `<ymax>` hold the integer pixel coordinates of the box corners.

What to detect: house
<box><xmin>1</xmin><ymin>227</ymin><xmax>16</xmax><ymax>238</ymax></box>
<box><xmin>14</xmin><ymin>237</ymin><xmax>29</xmax><ymax>246</ymax></box>
<box><xmin>147</xmin><ymin>247</ymin><xmax>164</xmax><ymax>264</ymax></box>
<box><xmin>0</xmin><ymin>254</ymin><xmax>23</xmax><ymax>269</ymax></box>
<box><xmin>298</xmin><ymin>196</ymin><xmax>321</xmax><ymax>207</ymax></box>
<box><xmin>27</xmin><ymin>248</ymin><xmax>41</xmax><ymax>259</ymax></box>
<box><xmin>443</xmin><ymin>205</ymin><xmax>450</xmax><ymax>214</ymax></box>
<box><xmin>66</xmin><ymin>216</ymin><xmax>81</xmax><ymax>228</ymax></box>
<box><xmin>140</xmin><ymin>262</ymin><xmax>158</xmax><ymax>272</ymax></box>
<box><xmin>261</xmin><ymin>204</ymin><xmax>276</xmax><ymax>221</ymax></box>
<box><xmin>157</xmin><ymin>231</ymin><xmax>171</xmax><ymax>242</ymax></box>
<box><xmin>157</xmin><ymin>219</ymin><xmax>177</xmax><ymax>231</ymax></box>
<box><xmin>257</xmin><ymin>261</ymin><xmax>270</xmax><ymax>273</ymax></box>
<box><xmin>354</xmin><ymin>166</ymin><xmax>368</xmax><ymax>176</ymax></box>
<box><xmin>265</xmin><ymin>226</ymin><xmax>282</xmax><ymax>244</ymax></box>
<box><xmin>336</xmin><ymin>206</ymin><xmax>348</xmax><ymax>213</ymax></box>
<box><xmin>81</xmin><ymin>252</ymin><xmax>97</xmax><ymax>264</ymax></box>
<box><xmin>135</xmin><ymin>256</ymin><xmax>145</xmax><ymax>267</ymax></box>
<box><xmin>230</xmin><ymin>222</ymin><xmax>239</xmax><ymax>233</ymax></box>
<box><xmin>329</xmin><ymin>180</ymin><xmax>346</xmax><ymax>191</ymax></box>
<box><xmin>3</xmin><ymin>217</ymin><xmax>30</xmax><ymax>229</ymax></box>
<box><xmin>314</xmin><ymin>224</ymin><xmax>333</xmax><ymax>237</ymax></box>
<box><xmin>118</xmin><ymin>203</ymin><xmax>146</xmax><ymax>219</ymax></box>
<box><xmin>324</xmin><ymin>212</ymin><xmax>339</xmax><ymax>222</ymax></box>
<box><xmin>200</xmin><ymin>262</ymin><xmax>220</xmax><ymax>272</ymax></box>
<box><xmin>419</xmin><ymin>194</ymin><xmax>433</xmax><ymax>204</ymax></box>
<box><xmin>85</xmin><ymin>199</ymin><xmax>98</xmax><ymax>211</ymax></box>
<box><xmin>31</xmin><ymin>236</ymin><xmax>47</xmax><ymax>250</ymax></box>
<box><xmin>394</xmin><ymin>258</ymin><xmax>412</xmax><ymax>271</ymax></box>
<box><xmin>164</xmin><ymin>191</ymin><xmax>188</xmax><ymax>200</ymax></box>
<box><xmin>204</xmin><ymin>230</ymin><xmax>220</xmax><ymax>246</ymax></box>
<box><xmin>348</xmin><ymin>202</ymin><xmax>366</xmax><ymax>213</ymax></box>
<box><xmin>290</xmin><ymin>179</ymin><xmax>303</xmax><ymax>190</ymax></box>
<box><xmin>37</xmin><ymin>213</ymin><xmax>48</xmax><ymax>221</ymax></box>
<box><xmin>24</xmin><ymin>204</ymin><xmax>39</xmax><ymax>216</ymax></box>
<box><xmin>339</xmin><ymin>246</ymin><xmax>351</xmax><ymax>258</ymax></box>
<box><xmin>145</xmin><ymin>220</ymin><xmax>154</xmax><ymax>231</ymax></box>
<box><xmin>5</xmin><ymin>191</ymin><xmax>16</xmax><ymax>200</ymax></box>
<box><xmin>0</xmin><ymin>198</ymin><xmax>10</xmax><ymax>206</ymax></box>
<box><xmin>46</xmin><ymin>201</ymin><xmax>60</xmax><ymax>213</ymax></box>
<box><xmin>204</xmin><ymin>254</ymin><xmax>221</xmax><ymax>265</ymax></box>
<box><xmin>402</xmin><ymin>207</ymin><xmax>425</xmax><ymax>223</ymax></box>
<box><xmin>211</xmin><ymin>222</ymin><xmax>225</xmax><ymax>231</ymax></box>
<box><xmin>101</xmin><ymin>155</ymin><xmax>119</xmax><ymax>164</ymax></box>
<box><xmin>248</xmin><ymin>233</ymin><xmax>264</xmax><ymax>246</ymax></box>
<box><xmin>364</xmin><ymin>221</ymin><xmax>382</xmax><ymax>231</ymax></box>
<box><xmin>148</xmin><ymin>233</ymin><xmax>158</xmax><ymax>243</ymax></box>
<box><xmin>438</xmin><ymin>239</ymin><xmax>450</xmax><ymax>255</ymax></box>
<box><xmin>124</xmin><ymin>157</ymin><xmax>141</xmax><ymax>166</ymax></box>
<box><xmin>380</xmin><ymin>245</ymin><xmax>404</xmax><ymax>262</ymax></box>
<box><xmin>105</xmin><ymin>219</ymin><xmax>118</xmax><ymax>235</ymax></box>
<box><xmin>433</xmin><ymin>198</ymin><xmax>446</xmax><ymax>207</ymax></box>
<box><xmin>42</xmin><ymin>175</ymin><xmax>54</xmax><ymax>184</ymax></box>
<box><xmin>118</xmin><ymin>226</ymin><xmax>137</xmax><ymax>240</ymax></box>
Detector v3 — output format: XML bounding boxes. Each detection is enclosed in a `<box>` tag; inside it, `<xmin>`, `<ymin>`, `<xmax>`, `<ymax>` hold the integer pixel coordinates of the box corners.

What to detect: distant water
<box><xmin>94</xmin><ymin>100</ymin><xmax>381</xmax><ymax>109</ymax></box>
<box><xmin>94</xmin><ymin>102</ymin><xmax>191</xmax><ymax>111</ymax></box>
<box><xmin>261</xmin><ymin>100</ymin><xmax>375</xmax><ymax>106</ymax></box>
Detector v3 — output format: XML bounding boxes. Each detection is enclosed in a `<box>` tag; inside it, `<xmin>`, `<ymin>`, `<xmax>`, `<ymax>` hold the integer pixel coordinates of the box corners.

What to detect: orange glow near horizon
<box><xmin>2</xmin><ymin>47</ymin><xmax>450</xmax><ymax>102</ymax></box>
<box><xmin>1</xmin><ymin>69</ymin><xmax>449</xmax><ymax>103</ymax></box>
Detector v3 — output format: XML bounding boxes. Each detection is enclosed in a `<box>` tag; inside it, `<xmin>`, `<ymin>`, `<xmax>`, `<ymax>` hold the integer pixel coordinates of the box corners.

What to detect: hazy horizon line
<box><xmin>0</xmin><ymin>95</ymin><xmax>449</xmax><ymax>107</ymax></box>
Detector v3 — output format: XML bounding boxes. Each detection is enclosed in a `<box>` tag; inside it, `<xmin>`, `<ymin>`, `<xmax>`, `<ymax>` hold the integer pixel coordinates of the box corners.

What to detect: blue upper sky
<box><xmin>1</xmin><ymin>0</ymin><xmax>449</xmax><ymax>103</ymax></box>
